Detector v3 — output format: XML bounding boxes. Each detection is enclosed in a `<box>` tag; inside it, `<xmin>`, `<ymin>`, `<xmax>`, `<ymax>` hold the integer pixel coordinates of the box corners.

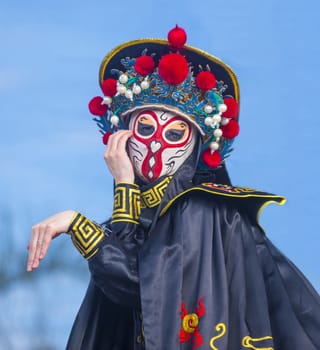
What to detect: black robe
<box><xmin>66</xmin><ymin>181</ymin><xmax>320</xmax><ymax>350</ymax></box>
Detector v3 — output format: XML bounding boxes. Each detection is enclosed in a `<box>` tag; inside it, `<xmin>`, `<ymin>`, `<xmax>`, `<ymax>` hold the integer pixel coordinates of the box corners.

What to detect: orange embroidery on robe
<box><xmin>179</xmin><ymin>297</ymin><xmax>205</xmax><ymax>349</ymax></box>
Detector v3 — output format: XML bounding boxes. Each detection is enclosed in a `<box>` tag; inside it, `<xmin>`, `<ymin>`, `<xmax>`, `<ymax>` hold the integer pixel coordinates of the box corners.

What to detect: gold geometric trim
<box><xmin>160</xmin><ymin>185</ymin><xmax>286</xmax><ymax>220</ymax></box>
<box><xmin>112</xmin><ymin>183</ymin><xmax>141</xmax><ymax>224</ymax></box>
<box><xmin>68</xmin><ymin>213</ymin><xmax>105</xmax><ymax>260</ymax></box>
<box><xmin>141</xmin><ymin>176</ymin><xmax>171</xmax><ymax>209</ymax></box>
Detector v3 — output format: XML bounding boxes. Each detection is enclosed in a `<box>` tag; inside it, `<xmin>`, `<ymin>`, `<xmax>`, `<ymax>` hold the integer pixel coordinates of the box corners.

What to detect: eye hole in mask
<box><xmin>165</xmin><ymin>129</ymin><xmax>185</xmax><ymax>142</ymax></box>
<box><xmin>136</xmin><ymin>114</ymin><xmax>156</xmax><ymax>138</ymax></box>
<box><xmin>163</xmin><ymin>121</ymin><xmax>189</xmax><ymax>144</ymax></box>
<box><xmin>138</xmin><ymin>121</ymin><xmax>155</xmax><ymax>136</ymax></box>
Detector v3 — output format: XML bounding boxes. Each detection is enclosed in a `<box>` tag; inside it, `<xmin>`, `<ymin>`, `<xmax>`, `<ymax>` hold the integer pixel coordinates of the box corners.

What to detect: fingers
<box><xmin>27</xmin><ymin>224</ymin><xmax>40</xmax><ymax>271</ymax></box>
<box><xmin>39</xmin><ymin>224</ymin><xmax>54</xmax><ymax>260</ymax></box>
<box><xmin>103</xmin><ymin>130</ymin><xmax>135</xmax><ymax>183</ymax></box>
<box><xmin>34</xmin><ymin>225</ymin><xmax>45</xmax><ymax>263</ymax></box>
<box><xmin>26</xmin><ymin>210</ymin><xmax>75</xmax><ymax>272</ymax></box>
<box><xmin>104</xmin><ymin>130</ymin><xmax>132</xmax><ymax>158</ymax></box>
<box><xmin>117</xmin><ymin>130</ymin><xmax>133</xmax><ymax>153</ymax></box>
<box><xmin>27</xmin><ymin>222</ymin><xmax>54</xmax><ymax>272</ymax></box>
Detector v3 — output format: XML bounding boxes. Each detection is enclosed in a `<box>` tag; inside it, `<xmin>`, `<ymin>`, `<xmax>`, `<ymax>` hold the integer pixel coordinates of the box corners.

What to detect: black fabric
<box><xmin>66</xmin><ymin>188</ymin><xmax>320</xmax><ymax>349</ymax></box>
<box><xmin>138</xmin><ymin>193</ymin><xmax>320</xmax><ymax>349</ymax></box>
<box><xmin>66</xmin><ymin>280</ymin><xmax>134</xmax><ymax>350</ymax></box>
<box><xmin>193</xmin><ymin>163</ymin><xmax>232</xmax><ymax>186</ymax></box>
<box><xmin>66</xmin><ymin>132</ymin><xmax>320</xmax><ymax>349</ymax></box>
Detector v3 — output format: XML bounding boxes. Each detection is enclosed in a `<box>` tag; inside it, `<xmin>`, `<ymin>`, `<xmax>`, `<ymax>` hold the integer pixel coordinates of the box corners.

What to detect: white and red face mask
<box><xmin>127</xmin><ymin>109</ymin><xmax>196</xmax><ymax>183</ymax></box>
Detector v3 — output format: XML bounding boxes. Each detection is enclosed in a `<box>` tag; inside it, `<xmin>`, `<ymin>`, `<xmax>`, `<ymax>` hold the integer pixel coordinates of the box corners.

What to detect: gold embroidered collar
<box><xmin>140</xmin><ymin>176</ymin><xmax>172</xmax><ymax>209</ymax></box>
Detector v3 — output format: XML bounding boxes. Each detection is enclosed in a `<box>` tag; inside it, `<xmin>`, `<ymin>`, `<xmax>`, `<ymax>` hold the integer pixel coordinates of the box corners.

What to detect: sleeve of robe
<box><xmin>67</xmin><ymin>182</ymin><xmax>143</xmax><ymax>307</ymax></box>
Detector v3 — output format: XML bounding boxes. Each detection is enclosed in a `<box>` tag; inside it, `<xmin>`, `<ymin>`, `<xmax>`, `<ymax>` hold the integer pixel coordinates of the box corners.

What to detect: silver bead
<box><xmin>214</xmin><ymin>128</ymin><xmax>223</xmax><ymax>138</ymax></box>
<box><xmin>125</xmin><ymin>89</ymin><xmax>133</xmax><ymax>100</ymax></box>
<box><xmin>141</xmin><ymin>80</ymin><xmax>150</xmax><ymax>90</ymax></box>
<box><xmin>117</xmin><ymin>84</ymin><xmax>127</xmax><ymax>95</ymax></box>
<box><xmin>209</xmin><ymin>141</ymin><xmax>219</xmax><ymax>151</ymax></box>
<box><xmin>102</xmin><ymin>96</ymin><xmax>112</xmax><ymax>105</ymax></box>
<box><xmin>133</xmin><ymin>84</ymin><xmax>142</xmax><ymax>95</ymax></box>
<box><xmin>204</xmin><ymin>104</ymin><xmax>213</xmax><ymax>114</ymax></box>
<box><xmin>110</xmin><ymin>115</ymin><xmax>119</xmax><ymax>126</ymax></box>
<box><xmin>119</xmin><ymin>74</ymin><xmax>128</xmax><ymax>84</ymax></box>
<box><xmin>218</xmin><ymin>104</ymin><xmax>227</xmax><ymax>113</ymax></box>
<box><xmin>221</xmin><ymin>118</ymin><xmax>230</xmax><ymax>126</ymax></box>
<box><xmin>212</xmin><ymin>114</ymin><xmax>221</xmax><ymax>124</ymax></box>
<box><xmin>204</xmin><ymin>117</ymin><xmax>213</xmax><ymax>126</ymax></box>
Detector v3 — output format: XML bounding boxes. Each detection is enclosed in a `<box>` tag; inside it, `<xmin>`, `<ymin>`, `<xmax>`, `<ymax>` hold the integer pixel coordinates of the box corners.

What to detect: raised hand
<box><xmin>104</xmin><ymin>130</ymin><xmax>135</xmax><ymax>184</ymax></box>
<box><xmin>27</xmin><ymin>210</ymin><xmax>76</xmax><ymax>272</ymax></box>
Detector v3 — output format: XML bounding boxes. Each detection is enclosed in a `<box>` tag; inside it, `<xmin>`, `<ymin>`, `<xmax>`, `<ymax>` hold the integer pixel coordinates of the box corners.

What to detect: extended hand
<box><xmin>27</xmin><ymin>210</ymin><xmax>76</xmax><ymax>272</ymax></box>
<box><xmin>104</xmin><ymin>130</ymin><xmax>135</xmax><ymax>184</ymax></box>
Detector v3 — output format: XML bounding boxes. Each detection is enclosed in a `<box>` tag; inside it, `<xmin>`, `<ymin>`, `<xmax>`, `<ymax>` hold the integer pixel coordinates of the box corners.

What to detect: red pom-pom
<box><xmin>196</xmin><ymin>71</ymin><xmax>217</xmax><ymax>91</ymax></box>
<box><xmin>88</xmin><ymin>96</ymin><xmax>108</xmax><ymax>116</ymax></box>
<box><xmin>134</xmin><ymin>56</ymin><xmax>155</xmax><ymax>76</ymax></box>
<box><xmin>101</xmin><ymin>78</ymin><xmax>117</xmax><ymax>97</ymax></box>
<box><xmin>158</xmin><ymin>53</ymin><xmax>189</xmax><ymax>85</ymax></box>
<box><xmin>223</xmin><ymin>98</ymin><xmax>239</xmax><ymax>118</ymax></box>
<box><xmin>167</xmin><ymin>25</ymin><xmax>187</xmax><ymax>49</ymax></box>
<box><xmin>221</xmin><ymin>119</ymin><xmax>240</xmax><ymax>139</ymax></box>
<box><xmin>201</xmin><ymin>149</ymin><xmax>222</xmax><ymax>168</ymax></box>
<box><xmin>102</xmin><ymin>132</ymin><xmax>112</xmax><ymax>145</ymax></box>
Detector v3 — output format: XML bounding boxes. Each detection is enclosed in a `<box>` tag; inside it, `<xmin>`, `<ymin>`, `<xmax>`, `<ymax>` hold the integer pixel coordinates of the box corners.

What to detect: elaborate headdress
<box><xmin>88</xmin><ymin>25</ymin><xmax>240</xmax><ymax>168</ymax></box>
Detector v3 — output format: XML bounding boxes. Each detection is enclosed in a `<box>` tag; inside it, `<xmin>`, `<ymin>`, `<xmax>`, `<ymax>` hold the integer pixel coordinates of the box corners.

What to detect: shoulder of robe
<box><xmin>160</xmin><ymin>182</ymin><xmax>286</xmax><ymax>224</ymax></box>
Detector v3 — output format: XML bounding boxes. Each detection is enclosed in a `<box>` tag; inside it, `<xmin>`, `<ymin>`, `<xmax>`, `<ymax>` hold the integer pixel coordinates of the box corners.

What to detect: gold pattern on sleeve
<box><xmin>68</xmin><ymin>213</ymin><xmax>105</xmax><ymax>260</ymax></box>
<box><xmin>112</xmin><ymin>183</ymin><xmax>141</xmax><ymax>224</ymax></box>
<box><xmin>140</xmin><ymin>176</ymin><xmax>171</xmax><ymax>208</ymax></box>
<box><xmin>209</xmin><ymin>323</ymin><xmax>227</xmax><ymax>350</ymax></box>
<box><xmin>242</xmin><ymin>335</ymin><xmax>273</xmax><ymax>350</ymax></box>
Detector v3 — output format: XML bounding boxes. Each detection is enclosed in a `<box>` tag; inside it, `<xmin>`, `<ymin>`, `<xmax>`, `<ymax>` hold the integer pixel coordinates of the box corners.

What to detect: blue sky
<box><xmin>1</xmin><ymin>0</ymin><xmax>320</xmax><ymax>348</ymax></box>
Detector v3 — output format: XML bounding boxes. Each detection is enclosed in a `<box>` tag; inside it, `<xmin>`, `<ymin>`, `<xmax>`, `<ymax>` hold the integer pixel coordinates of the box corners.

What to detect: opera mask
<box><xmin>128</xmin><ymin>109</ymin><xmax>196</xmax><ymax>183</ymax></box>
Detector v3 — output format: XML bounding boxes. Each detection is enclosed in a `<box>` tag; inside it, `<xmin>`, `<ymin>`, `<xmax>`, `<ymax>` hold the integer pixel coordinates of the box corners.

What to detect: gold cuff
<box><xmin>68</xmin><ymin>212</ymin><xmax>105</xmax><ymax>259</ymax></box>
<box><xmin>112</xmin><ymin>183</ymin><xmax>141</xmax><ymax>224</ymax></box>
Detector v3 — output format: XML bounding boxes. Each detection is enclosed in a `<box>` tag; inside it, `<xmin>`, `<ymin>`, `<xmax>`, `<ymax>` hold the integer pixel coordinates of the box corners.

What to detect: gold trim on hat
<box><xmin>98</xmin><ymin>38</ymin><xmax>240</xmax><ymax>103</ymax></box>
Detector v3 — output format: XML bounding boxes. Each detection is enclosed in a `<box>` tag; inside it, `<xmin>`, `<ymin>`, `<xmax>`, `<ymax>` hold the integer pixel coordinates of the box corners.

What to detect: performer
<box><xmin>27</xmin><ymin>26</ymin><xmax>320</xmax><ymax>349</ymax></box>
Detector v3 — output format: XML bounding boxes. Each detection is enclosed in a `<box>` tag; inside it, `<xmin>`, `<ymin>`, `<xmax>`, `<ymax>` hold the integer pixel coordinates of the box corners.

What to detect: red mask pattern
<box><xmin>128</xmin><ymin>109</ymin><xmax>196</xmax><ymax>182</ymax></box>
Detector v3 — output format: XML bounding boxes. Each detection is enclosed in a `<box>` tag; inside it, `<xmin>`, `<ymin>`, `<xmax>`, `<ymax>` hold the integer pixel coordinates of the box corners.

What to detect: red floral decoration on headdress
<box><xmin>168</xmin><ymin>25</ymin><xmax>187</xmax><ymax>49</ymax></box>
<box><xmin>201</xmin><ymin>149</ymin><xmax>222</xmax><ymax>168</ymax></box>
<box><xmin>158</xmin><ymin>53</ymin><xmax>189</xmax><ymax>85</ymax></box>
<box><xmin>134</xmin><ymin>55</ymin><xmax>155</xmax><ymax>76</ymax></box>
<box><xmin>101</xmin><ymin>78</ymin><xmax>117</xmax><ymax>97</ymax></box>
<box><xmin>196</xmin><ymin>71</ymin><xmax>217</xmax><ymax>91</ymax></box>
<box><xmin>221</xmin><ymin>120</ymin><xmax>240</xmax><ymax>139</ymax></box>
<box><xmin>102</xmin><ymin>132</ymin><xmax>112</xmax><ymax>145</ymax></box>
<box><xmin>88</xmin><ymin>96</ymin><xmax>108</xmax><ymax>116</ymax></box>
<box><xmin>222</xmin><ymin>97</ymin><xmax>239</xmax><ymax>118</ymax></box>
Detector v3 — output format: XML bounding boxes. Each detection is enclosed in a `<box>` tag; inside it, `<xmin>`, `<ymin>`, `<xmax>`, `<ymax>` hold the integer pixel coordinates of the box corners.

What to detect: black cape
<box><xmin>66</xmin><ymin>182</ymin><xmax>320</xmax><ymax>350</ymax></box>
